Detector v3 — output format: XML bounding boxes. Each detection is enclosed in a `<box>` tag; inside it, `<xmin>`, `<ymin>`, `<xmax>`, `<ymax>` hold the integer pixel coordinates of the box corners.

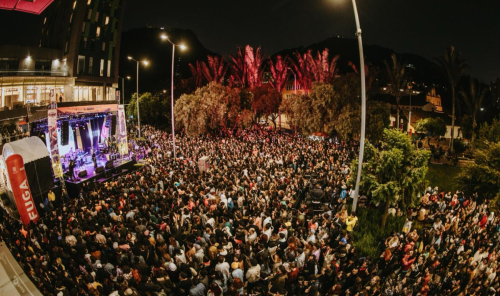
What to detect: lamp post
<box><xmin>160</xmin><ymin>34</ymin><xmax>186</xmax><ymax>159</ymax></box>
<box><xmin>350</xmin><ymin>0</ymin><xmax>366</xmax><ymax>214</ymax></box>
<box><xmin>118</xmin><ymin>76</ymin><xmax>130</xmax><ymax>105</ymax></box>
<box><xmin>127</xmin><ymin>57</ymin><xmax>149</xmax><ymax>139</ymax></box>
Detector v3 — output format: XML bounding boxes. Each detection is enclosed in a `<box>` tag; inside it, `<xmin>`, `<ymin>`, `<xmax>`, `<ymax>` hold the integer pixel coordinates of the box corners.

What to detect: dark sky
<box><xmin>123</xmin><ymin>0</ymin><xmax>500</xmax><ymax>82</ymax></box>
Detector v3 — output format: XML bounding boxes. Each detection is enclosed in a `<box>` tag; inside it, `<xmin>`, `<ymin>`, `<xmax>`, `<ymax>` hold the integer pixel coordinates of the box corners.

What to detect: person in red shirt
<box><xmin>401</xmin><ymin>251</ymin><xmax>416</xmax><ymax>273</ymax></box>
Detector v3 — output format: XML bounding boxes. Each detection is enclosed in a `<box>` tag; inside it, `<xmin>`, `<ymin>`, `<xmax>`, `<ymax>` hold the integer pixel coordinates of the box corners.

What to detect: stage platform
<box><xmin>62</xmin><ymin>158</ymin><xmax>138</xmax><ymax>197</ymax></box>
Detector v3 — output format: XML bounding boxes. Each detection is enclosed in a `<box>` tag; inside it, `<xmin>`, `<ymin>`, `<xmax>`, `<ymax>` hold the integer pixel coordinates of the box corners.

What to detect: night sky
<box><xmin>123</xmin><ymin>0</ymin><xmax>500</xmax><ymax>82</ymax></box>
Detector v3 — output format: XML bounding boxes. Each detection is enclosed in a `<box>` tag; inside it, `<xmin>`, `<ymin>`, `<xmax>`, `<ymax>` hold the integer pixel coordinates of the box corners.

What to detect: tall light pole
<box><xmin>118</xmin><ymin>76</ymin><xmax>130</xmax><ymax>105</ymax></box>
<box><xmin>160</xmin><ymin>33</ymin><xmax>186</xmax><ymax>159</ymax></box>
<box><xmin>127</xmin><ymin>57</ymin><xmax>149</xmax><ymax>139</ymax></box>
<box><xmin>350</xmin><ymin>0</ymin><xmax>366</xmax><ymax>214</ymax></box>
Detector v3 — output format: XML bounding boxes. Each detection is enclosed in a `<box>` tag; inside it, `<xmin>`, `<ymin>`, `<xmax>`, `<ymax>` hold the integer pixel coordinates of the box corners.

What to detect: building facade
<box><xmin>0</xmin><ymin>0</ymin><xmax>125</xmax><ymax>112</ymax></box>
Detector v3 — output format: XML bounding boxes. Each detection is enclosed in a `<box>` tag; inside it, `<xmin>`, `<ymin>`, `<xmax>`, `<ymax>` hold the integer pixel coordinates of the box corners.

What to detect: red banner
<box><xmin>5</xmin><ymin>154</ymin><xmax>39</xmax><ymax>226</ymax></box>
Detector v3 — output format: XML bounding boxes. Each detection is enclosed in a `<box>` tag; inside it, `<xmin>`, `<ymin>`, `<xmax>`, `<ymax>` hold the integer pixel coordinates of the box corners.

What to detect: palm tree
<box><xmin>434</xmin><ymin>46</ymin><xmax>467</xmax><ymax>152</ymax></box>
<box><xmin>228</xmin><ymin>47</ymin><xmax>247</xmax><ymax>88</ymax></box>
<box><xmin>459</xmin><ymin>77</ymin><xmax>487</xmax><ymax>148</ymax></box>
<box><xmin>307</xmin><ymin>48</ymin><xmax>339</xmax><ymax>84</ymax></box>
<box><xmin>188</xmin><ymin>61</ymin><xmax>205</xmax><ymax>89</ymax></box>
<box><xmin>288</xmin><ymin>50</ymin><xmax>313</xmax><ymax>93</ymax></box>
<box><xmin>244</xmin><ymin>45</ymin><xmax>265</xmax><ymax>89</ymax></box>
<box><xmin>268</xmin><ymin>55</ymin><xmax>289</xmax><ymax>93</ymax></box>
<box><xmin>201</xmin><ymin>55</ymin><xmax>228</xmax><ymax>84</ymax></box>
<box><xmin>384</xmin><ymin>54</ymin><xmax>409</xmax><ymax>130</ymax></box>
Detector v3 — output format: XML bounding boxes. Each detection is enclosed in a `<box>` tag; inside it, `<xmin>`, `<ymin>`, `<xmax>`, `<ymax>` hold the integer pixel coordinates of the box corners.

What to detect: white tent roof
<box><xmin>2</xmin><ymin>136</ymin><xmax>49</xmax><ymax>163</ymax></box>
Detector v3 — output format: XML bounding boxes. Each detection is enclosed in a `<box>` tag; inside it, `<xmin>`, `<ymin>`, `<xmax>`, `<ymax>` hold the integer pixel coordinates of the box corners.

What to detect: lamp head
<box><xmin>126</xmin><ymin>76</ymin><xmax>131</xmax><ymax>80</ymax></box>
<box><xmin>161</xmin><ymin>34</ymin><xmax>168</xmax><ymax>40</ymax></box>
<box><xmin>142</xmin><ymin>60</ymin><xmax>149</xmax><ymax>66</ymax></box>
<box><xmin>180</xmin><ymin>44</ymin><xmax>187</xmax><ymax>51</ymax></box>
<box><xmin>127</xmin><ymin>56</ymin><xmax>132</xmax><ymax>60</ymax></box>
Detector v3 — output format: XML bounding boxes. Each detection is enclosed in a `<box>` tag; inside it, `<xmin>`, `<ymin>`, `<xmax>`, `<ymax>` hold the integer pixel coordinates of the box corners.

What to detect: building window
<box><xmin>43</xmin><ymin>17</ymin><xmax>47</xmax><ymax>24</ymax></box>
<box><xmin>88</xmin><ymin>57</ymin><xmax>93</xmax><ymax>74</ymax></box>
<box><xmin>102</xmin><ymin>42</ymin><xmax>106</xmax><ymax>51</ymax></box>
<box><xmin>70</xmin><ymin>13</ymin><xmax>74</xmax><ymax>23</ymax></box>
<box><xmin>73</xmin><ymin>0</ymin><xmax>77</xmax><ymax>10</ymax></box>
<box><xmin>107</xmin><ymin>60</ymin><xmax>111</xmax><ymax>78</ymax></box>
<box><xmin>96</xmin><ymin>27</ymin><xmax>100</xmax><ymax>37</ymax></box>
<box><xmin>105</xmin><ymin>16</ymin><xmax>109</xmax><ymax>25</ymax></box>
<box><xmin>100</xmin><ymin>59</ymin><xmax>104</xmax><ymax>76</ymax></box>
<box><xmin>82</xmin><ymin>22</ymin><xmax>86</xmax><ymax>33</ymax></box>
<box><xmin>87</xmin><ymin>9</ymin><xmax>92</xmax><ymax>20</ymax></box>
<box><xmin>95</xmin><ymin>12</ymin><xmax>99</xmax><ymax>22</ymax></box>
<box><xmin>77</xmin><ymin>56</ymin><xmax>85</xmax><ymax>75</ymax></box>
<box><xmin>83</xmin><ymin>37</ymin><xmax>87</xmax><ymax>49</ymax></box>
<box><xmin>65</xmin><ymin>42</ymin><xmax>69</xmax><ymax>52</ymax></box>
<box><xmin>87</xmin><ymin>0</ymin><xmax>92</xmax><ymax>5</ymax></box>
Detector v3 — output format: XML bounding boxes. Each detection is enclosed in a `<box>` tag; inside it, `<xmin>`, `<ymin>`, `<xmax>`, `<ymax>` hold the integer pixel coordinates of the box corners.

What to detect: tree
<box><xmin>245</xmin><ymin>45</ymin><xmax>265</xmax><ymax>88</ymax></box>
<box><xmin>201</xmin><ymin>55</ymin><xmax>228</xmax><ymax>84</ymax></box>
<box><xmin>415</xmin><ymin>117</ymin><xmax>447</xmax><ymax>147</ymax></box>
<box><xmin>251</xmin><ymin>85</ymin><xmax>281</xmax><ymax>130</ymax></box>
<box><xmin>228</xmin><ymin>47</ymin><xmax>247</xmax><ymax>88</ymax></box>
<box><xmin>351</xmin><ymin>129</ymin><xmax>430</xmax><ymax>228</ymax></box>
<box><xmin>384</xmin><ymin>54</ymin><xmax>409</xmax><ymax>130</ymax></box>
<box><xmin>174</xmin><ymin>82</ymin><xmax>241</xmax><ymax>136</ymax></box>
<box><xmin>459</xmin><ymin>77</ymin><xmax>487</xmax><ymax>148</ymax></box>
<box><xmin>189</xmin><ymin>61</ymin><xmax>205</xmax><ymax>89</ymax></box>
<box><xmin>306</xmin><ymin>49</ymin><xmax>339</xmax><ymax>84</ymax></box>
<box><xmin>457</xmin><ymin>142</ymin><xmax>500</xmax><ymax>199</ymax></box>
<box><xmin>434</xmin><ymin>46</ymin><xmax>467</xmax><ymax>152</ymax></box>
<box><xmin>268</xmin><ymin>55</ymin><xmax>289</xmax><ymax>93</ymax></box>
<box><xmin>127</xmin><ymin>93</ymin><xmax>169</xmax><ymax>126</ymax></box>
<box><xmin>477</xmin><ymin>116</ymin><xmax>500</xmax><ymax>148</ymax></box>
<box><xmin>288</xmin><ymin>51</ymin><xmax>313</xmax><ymax>93</ymax></box>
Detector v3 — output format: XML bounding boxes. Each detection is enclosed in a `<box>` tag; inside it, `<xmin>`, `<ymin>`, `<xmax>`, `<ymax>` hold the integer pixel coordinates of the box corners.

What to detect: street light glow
<box><xmin>127</xmin><ymin>56</ymin><xmax>132</xmax><ymax>60</ymax></box>
<box><xmin>161</xmin><ymin>34</ymin><xmax>168</xmax><ymax>40</ymax></box>
<box><xmin>126</xmin><ymin>76</ymin><xmax>131</xmax><ymax>80</ymax></box>
<box><xmin>142</xmin><ymin>60</ymin><xmax>149</xmax><ymax>66</ymax></box>
<box><xmin>180</xmin><ymin>44</ymin><xmax>187</xmax><ymax>50</ymax></box>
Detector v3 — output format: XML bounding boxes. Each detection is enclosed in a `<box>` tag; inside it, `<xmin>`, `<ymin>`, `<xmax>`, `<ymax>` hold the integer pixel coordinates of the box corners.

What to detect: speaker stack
<box><xmin>111</xmin><ymin>115</ymin><xmax>116</xmax><ymax>136</ymax></box>
<box><xmin>61</xmin><ymin>121</ymin><xmax>69</xmax><ymax>146</ymax></box>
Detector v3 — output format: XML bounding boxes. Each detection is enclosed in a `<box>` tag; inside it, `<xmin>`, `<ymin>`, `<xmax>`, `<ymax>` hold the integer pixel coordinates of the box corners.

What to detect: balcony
<box><xmin>0</xmin><ymin>69</ymin><xmax>69</xmax><ymax>77</ymax></box>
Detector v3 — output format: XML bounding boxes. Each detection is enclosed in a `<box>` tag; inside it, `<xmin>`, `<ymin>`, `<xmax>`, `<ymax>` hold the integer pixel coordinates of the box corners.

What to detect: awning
<box><xmin>0</xmin><ymin>0</ymin><xmax>55</xmax><ymax>15</ymax></box>
<box><xmin>2</xmin><ymin>136</ymin><xmax>49</xmax><ymax>163</ymax></box>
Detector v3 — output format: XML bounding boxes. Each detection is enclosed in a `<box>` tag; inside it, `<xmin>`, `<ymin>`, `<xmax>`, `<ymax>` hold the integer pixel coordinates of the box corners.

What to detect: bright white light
<box><xmin>180</xmin><ymin>44</ymin><xmax>186</xmax><ymax>50</ymax></box>
<box><xmin>127</xmin><ymin>56</ymin><xmax>133</xmax><ymax>60</ymax></box>
<box><xmin>142</xmin><ymin>60</ymin><xmax>149</xmax><ymax>66</ymax></box>
<box><xmin>161</xmin><ymin>34</ymin><xmax>168</xmax><ymax>40</ymax></box>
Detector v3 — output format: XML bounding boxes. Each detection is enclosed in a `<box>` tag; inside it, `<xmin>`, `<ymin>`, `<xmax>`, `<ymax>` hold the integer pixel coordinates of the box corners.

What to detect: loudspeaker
<box><xmin>105</xmin><ymin>160</ymin><xmax>114</xmax><ymax>170</ymax></box>
<box><xmin>96</xmin><ymin>166</ymin><xmax>105</xmax><ymax>174</ymax></box>
<box><xmin>111</xmin><ymin>115</ymin><xmax>116</xmax><ymax>135</ymax></box>
<box><xmin>61</xmin><ymin>121</ymin><xmax>69</xmax><ymax>146</ymax></box>
<box><xmin>78</xmin><ymin>170</ymin><xmax>88</xmax><ymax>178</ymax></box>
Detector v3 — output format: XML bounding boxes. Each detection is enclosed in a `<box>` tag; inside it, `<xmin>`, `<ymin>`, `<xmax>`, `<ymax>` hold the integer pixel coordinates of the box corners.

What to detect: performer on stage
<box><xmin>68</xmin><ymin>159</ymin><xmax>76</xmax><ymax>181</ymax></box>
<box><xmin>92</xmin><ymin>148</ymin><xmax>97</xmax><ymax>169</ymax></box>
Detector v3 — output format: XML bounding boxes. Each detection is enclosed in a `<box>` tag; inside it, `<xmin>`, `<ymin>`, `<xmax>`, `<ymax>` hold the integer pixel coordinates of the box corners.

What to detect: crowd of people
<box><xmin>0</xmin><ymin>125</ymin><xmax>498</xmax><ymax>296</ymax></box>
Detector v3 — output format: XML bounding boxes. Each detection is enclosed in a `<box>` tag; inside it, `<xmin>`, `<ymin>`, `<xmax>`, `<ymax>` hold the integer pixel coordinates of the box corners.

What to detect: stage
<box><xmin>62</xmin><ymin>157</ymin><xmax>138</xmax><ymax>197</ymax></box>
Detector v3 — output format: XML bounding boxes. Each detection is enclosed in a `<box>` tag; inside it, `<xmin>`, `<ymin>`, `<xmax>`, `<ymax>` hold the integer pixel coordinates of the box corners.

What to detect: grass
<box><xmin>352</xmin><ymin>207</ymin><xmax>405</xmax><ymax>259</ymax></box>
<box><xmin>425</xmin><ymin>163</ymin><xmax>463</xmax><ymax>193</ymax></box>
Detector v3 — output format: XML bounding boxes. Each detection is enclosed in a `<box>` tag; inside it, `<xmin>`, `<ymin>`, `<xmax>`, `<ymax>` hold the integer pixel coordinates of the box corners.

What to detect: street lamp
<box><xmin>117</xmin><ymin>76</ymin><xmax>131</xmax><ymax>105</ymax></box>
<box><xmin>160</xmin><ymin>33</ymin><xmax>186</xmax><ymax>159</ymax></box>
<box><xmin>349</xmin><ymin>0</ymin><xmax>366</xmax><ymax>214</ymax></box>
<box><xmin>127</xmin><ymin>56</ymin><xmax>149</xmax><ymax>139</ymax></box>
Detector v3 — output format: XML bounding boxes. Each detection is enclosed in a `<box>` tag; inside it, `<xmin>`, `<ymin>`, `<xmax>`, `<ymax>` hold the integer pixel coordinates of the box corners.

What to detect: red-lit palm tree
<box><xmin>348</xmin><ymin>61</ymin><xmax>379</xmax><ymax>97</ymax></box>
<box><xmin>201</xmin><ymin>55</ymin><xmax>228</xmax><ymax>84</ymax></box>
<box><xmin>268</xmin><ymin>55</ymin><xmax>289</xmax><ymax>93</ymax></box>
<box><xmin>228</xmin><ymin>47</ymin><xmax>247</xmax><ymax>88</ymax></box>
<box><xmin>289</xmin><ymin>50</ymin><xmax>313</xmax><ymax>93</ymax></box>
<box><xmin>188</xmin><ymin>61</ymin><xmax>205</xmax><ymax>89</ymax></box>
<box><xmin>307</xmin><ymin>49</ymin><xmax>339</xmax><ymax>84</ymax></box>
<box><xmin>245</xmin><ymin>45</ymin><xmax>265</xmax><ymax>89</ymax></box>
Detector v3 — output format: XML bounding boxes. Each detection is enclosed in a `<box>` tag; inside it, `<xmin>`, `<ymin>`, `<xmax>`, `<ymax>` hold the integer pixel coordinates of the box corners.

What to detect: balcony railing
<box><xmin>0</xmin><ymin>69</ymin><xmax>69</xmax><ymax>77</ymax></box>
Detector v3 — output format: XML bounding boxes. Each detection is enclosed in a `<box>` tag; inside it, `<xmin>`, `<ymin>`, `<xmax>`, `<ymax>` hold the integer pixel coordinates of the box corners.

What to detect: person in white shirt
<box><xmin>215</xmin><ymin>256</ymin><xmax>231</xmax><ymax>280</ymax></box>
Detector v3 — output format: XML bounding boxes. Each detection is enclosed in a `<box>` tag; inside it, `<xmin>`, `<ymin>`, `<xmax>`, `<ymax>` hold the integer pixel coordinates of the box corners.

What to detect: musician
<box><xmin>92</xmin><ymin>148</ymin><xmax>97</xmax><ymax>169</ymax></box>
<box><xmin>68</xmin><ymin>159</ymin><xmax>76</xmax><ymax>181</ymax></box>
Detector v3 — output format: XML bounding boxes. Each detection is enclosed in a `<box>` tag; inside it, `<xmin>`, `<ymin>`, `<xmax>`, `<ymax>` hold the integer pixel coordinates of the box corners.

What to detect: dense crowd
<box><xmin>0</xmin><ymin>125</ymin><xmax>499</xmax><ymax>296</ymax></box>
